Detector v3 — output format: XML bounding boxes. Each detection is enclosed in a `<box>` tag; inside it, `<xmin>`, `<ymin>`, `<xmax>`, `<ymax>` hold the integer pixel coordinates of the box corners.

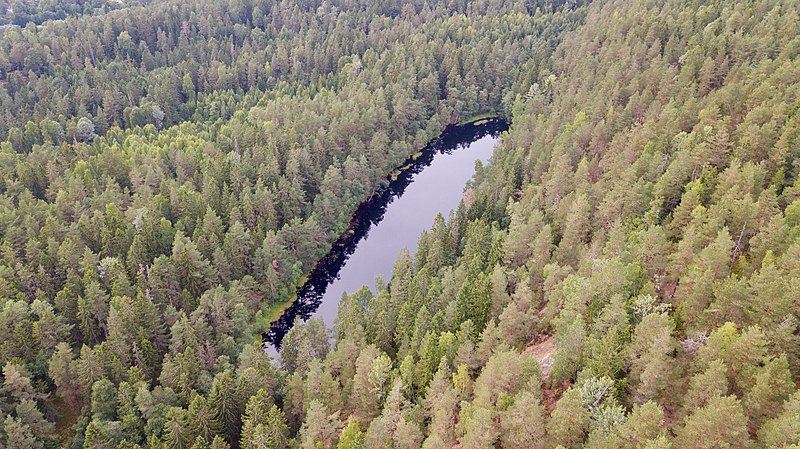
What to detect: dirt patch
<box><xmin>542</xmin><ymin>380</ymin><xmax>570</xmax><ymax>414</ymax></box>
<box><xmin>525</xmin><ymin>334</ymin><xmax>556</xmax><ymax>376</ymax></box>
<box><xmin>48</xmin><ymin>396</ymin><xmax>81</xmax><ymax>447</ymax></box>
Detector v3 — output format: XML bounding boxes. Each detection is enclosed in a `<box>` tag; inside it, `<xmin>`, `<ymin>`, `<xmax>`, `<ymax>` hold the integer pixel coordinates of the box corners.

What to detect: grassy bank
<box><xmin>458</xmin><ymin>111</ymin><xmax>499</xmax><ymax>125</ymax></box>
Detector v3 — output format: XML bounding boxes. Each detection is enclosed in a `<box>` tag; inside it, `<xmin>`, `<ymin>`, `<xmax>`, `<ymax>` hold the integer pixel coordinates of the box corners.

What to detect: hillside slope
<box><xmin>317</xmin><ymin>0</ymin><xmax>800</xmax><ymax>447</ymax></box>
<box><xmin>2</xmin><ymin>0</ymin><xmax>800</xmax><ymax>447</ymax></box>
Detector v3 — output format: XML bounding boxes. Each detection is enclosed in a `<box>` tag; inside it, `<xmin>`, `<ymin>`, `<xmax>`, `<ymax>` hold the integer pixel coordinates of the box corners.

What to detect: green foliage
<box><xmin>90</xmin><ymin>378</ymin><xmax>117</xmax><ymax>421</ymax></box>
<box><xmin>337</xmin><ymin>419</ymin><xmax>364</xmax><ymax>449</ymax></box>
<box><xmin>2</xmin><ymin>0</ymin><xmax>800</xmax><ymax>448</ymax></box>
<box><xmin>547</xmin><ymin>388</ymin><xmax>590</xmax><ymax>449</ymax></box>
<box><xmin>675</xmin><ymin>395</ymin><xmax>750</xmax><ymax>449</ymax></box>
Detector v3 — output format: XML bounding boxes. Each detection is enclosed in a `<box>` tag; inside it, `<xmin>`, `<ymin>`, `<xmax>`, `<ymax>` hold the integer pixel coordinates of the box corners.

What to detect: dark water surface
<box><xmin>264</xmin><ymin>119</ymin><xmax>507</xmax><ymax>350</ymax></box>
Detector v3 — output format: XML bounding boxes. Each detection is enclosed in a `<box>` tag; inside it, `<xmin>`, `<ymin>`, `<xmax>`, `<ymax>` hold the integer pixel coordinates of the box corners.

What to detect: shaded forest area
<box><xmin>2</xmin><ymin>0</ymin><xmax>800</xmax><ymax>448</ymax></box>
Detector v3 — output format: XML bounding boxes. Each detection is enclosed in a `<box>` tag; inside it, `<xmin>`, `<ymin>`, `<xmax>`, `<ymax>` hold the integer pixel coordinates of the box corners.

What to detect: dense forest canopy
<box><xmin>1</xmin><ymin>0</ymin><xmax>800</xmax><ymax>448</ymax></box>
<box><xmin>1</xmin><ymin>0</ymin><xmax>154</xmax><ymax>27</ymax></box>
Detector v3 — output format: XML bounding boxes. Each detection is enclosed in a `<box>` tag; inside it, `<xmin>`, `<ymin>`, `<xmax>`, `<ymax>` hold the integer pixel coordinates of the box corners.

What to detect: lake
<box><xmin>263</xmin><ymin>118</ymin><xmax>508</xmax><ymax>349</ymax></box>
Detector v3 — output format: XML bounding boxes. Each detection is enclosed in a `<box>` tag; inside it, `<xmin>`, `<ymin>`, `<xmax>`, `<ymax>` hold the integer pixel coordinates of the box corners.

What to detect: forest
<box><xmin>1</xmin><ymin>0</ymin><xmax>799</xmax><ymax>448</ymax></box>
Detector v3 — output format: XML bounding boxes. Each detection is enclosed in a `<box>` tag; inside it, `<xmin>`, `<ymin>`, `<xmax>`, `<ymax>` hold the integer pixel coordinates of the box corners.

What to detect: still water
<box><xmin>264</xmin><ymin>119</ymin><xmax>507</xmax><ymax>349</ymax></box>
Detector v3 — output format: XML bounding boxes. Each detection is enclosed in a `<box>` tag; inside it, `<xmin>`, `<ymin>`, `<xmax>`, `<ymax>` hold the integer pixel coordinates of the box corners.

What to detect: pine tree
<box><xmin>3</xmin><ymin>415</ymin><xmax>42</xmax><ymax>449</ymax></box>
<box><xmin>188</xmin><ymin>394</ymin><xmax>221</xmax><ymax>443</ymax></box>
<box><xmin>551</xmin><ymin>310</ymin><xmax>586</xmax><ymax>383</ymax></box>
<box><xmin>757</xmin><ymin>391</ymin><xmax>800</xmax><ymax>448</ymax></box>
<box><xmin>209</xmin><ymin>436</ymin><xmax>231</xmax><ymax>449</ymax></box>
<box><xmin>241</xmin><ymin>389</ymin><xmax>288</xmax><ymax>449</ymax></box>
<box><xmin>163</xmin><ymin>407</ymin><xmax>193</xmax><ymax>449</ymax></box>
<box><xmin>90</xmin><ymin>378</ymin><xmax>117</xmax><ymax>421</ymax></box>
<box><xmin>627</xmin><ymin>313</ymin><xmax>677</xmax><ymax>404</ymax></box>
<box><xmin>337</xmin><ymin>419</ymin><xmax>364</xmax><ymax>449</ymax></box>
<box><xmin>742</xmin><ymin>355</ymin><xmax>795</xmax><ymax>430</ymax></box>
<box><xmin>241</xmin><ymin>404</ymin><xmax>289</xmax><ymax>449</ymax></box>
<box><xmin>547</xmin><ymin>388</ymin><xmax>589</xmax><ymax>449</ymax></box>
<box><xmin>172</xmin><ymin>231</ymin><xmax>218</xmax><ymax>301</ymax></box>
<box><xmin>459</xmin><ymin>405</ymin><xmax>498</xmax><ymax>449</ymax></box>
<box><xmin>499</xmin><ymin>390</ymin><xmax>546</xmax><ymax>449</ymax></box>
<box><xmin>683</xmin><ymin>360</ymin><xmax>729</xmax><ymax>412</ymax></box>
<box><xmin>675</xmin><ymin>395</ymin><xmax>750</xmax><ymax>449</ymax></box>
<box><xmin>298</xmin><ymin>400</ymin><xmax>342</xmax><ymax>449</ymax></box>
<box><xmin>208</xmin><ymin>370</ymin><xmax>242</xmax><ymax>443</ymax></box>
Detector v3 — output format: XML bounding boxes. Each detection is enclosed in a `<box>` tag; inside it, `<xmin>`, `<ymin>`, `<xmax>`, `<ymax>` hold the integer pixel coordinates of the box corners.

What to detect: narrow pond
<box><xmin>263</xmin><ymin>118</ymin><xmax>508</xmax><ymax>350</ymax></box>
